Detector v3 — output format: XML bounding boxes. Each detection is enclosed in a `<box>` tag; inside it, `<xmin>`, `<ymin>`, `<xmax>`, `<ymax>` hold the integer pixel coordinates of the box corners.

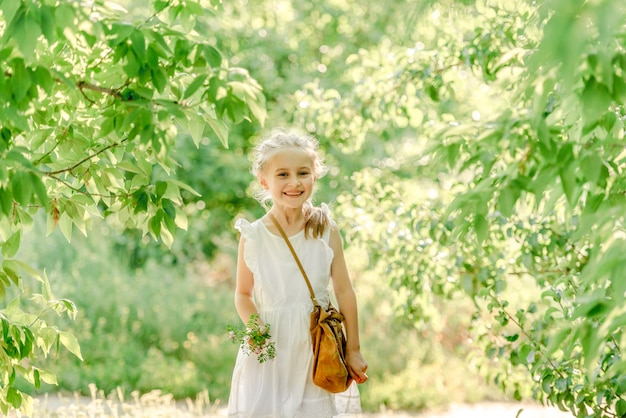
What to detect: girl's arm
<box><xmin>234</xmin><ymin>237</ymin><xmax>260</xmax><ymax>325</ymax></box>
<box><xmin>329</xmin><ymin>225</ymin><xmax>369</xmax><ymax>384</ymax></box>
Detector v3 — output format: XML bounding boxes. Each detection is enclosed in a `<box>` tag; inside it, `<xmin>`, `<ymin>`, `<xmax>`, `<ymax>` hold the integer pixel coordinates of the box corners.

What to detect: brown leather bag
<box><xmin>270</xmin><ymin>215</ymin><xmax>353</xmax><ymax>393</ymax></box>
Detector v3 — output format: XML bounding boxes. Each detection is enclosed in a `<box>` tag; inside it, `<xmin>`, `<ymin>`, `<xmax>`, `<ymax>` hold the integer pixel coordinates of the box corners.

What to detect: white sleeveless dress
<box><xmin>227</xmin><ymin>211</ymin><xmax>361</xmax><ymax>417</ymax></box>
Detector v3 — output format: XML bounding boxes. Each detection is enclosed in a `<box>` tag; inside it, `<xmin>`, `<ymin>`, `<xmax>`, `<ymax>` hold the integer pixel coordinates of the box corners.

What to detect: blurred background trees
<box><xmin>2</xmin><ymin>0</ymin><xmax>626</xmax><ymax>416</ymax></box>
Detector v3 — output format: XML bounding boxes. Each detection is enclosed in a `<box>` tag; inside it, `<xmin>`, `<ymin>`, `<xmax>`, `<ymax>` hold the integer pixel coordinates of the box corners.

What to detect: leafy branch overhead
<box><xmin>0</xmin><ymin>0</ymin><xmax>266</xmax><ymax>246</ymax></box>
<box><xmin>0</xmin><ymin>0</ymin><xmax>266</xmax><ymax>414</ymax></box>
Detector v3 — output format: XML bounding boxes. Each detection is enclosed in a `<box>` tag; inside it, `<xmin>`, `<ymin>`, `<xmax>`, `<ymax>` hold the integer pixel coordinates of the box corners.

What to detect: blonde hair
<box><xmin>251</xmin><ymin>128</ymin><xmax>330</xmax><ymax>239</ymax></box>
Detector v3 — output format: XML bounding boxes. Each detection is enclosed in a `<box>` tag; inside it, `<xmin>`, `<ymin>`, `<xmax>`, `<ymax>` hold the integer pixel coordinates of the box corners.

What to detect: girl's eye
<box><xmin>299</xmin><ymin>171</ymin><xmax>310</xmax><ymax>176</ymax></box>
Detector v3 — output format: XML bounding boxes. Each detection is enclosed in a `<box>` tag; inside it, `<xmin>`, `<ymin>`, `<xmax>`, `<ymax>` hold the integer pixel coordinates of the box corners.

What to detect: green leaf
<box><xmin>225</xmin><ymin>97</ymin><xmax>247</xmax><ymax>123</ymax></box>
<box><xmin>155</xmin><ymin>181</ymin><xmax>167</xmax><ymax>200</ymax></box>
<box><xmin>582</xmin><ymin>77</ymin><xmax>613</xmax><ymax>124</ymax></box>
<box><xmin>541</xmin><ymin>374</ymin><xmax>553</xmax><ymax>394</ymax></box>
<box><xmin>53</xmin><ymin>3</ymin><xmax>75</xmax><ymax>35</ymax></box>
<box><xmin>497</xmin><ymin>184</ymin><xmax>520</xmax><ymax>218</ymax></box>
<box><xmin>11</xmin><ymin>259</ymin><xmax>42</xmax><ymax>282</ymax></box>
<box><xmin>130</xmin><ymin>29</ymin><xmax>146</xmax><ymax>61</ymax></box>
<box><xmin>37</xmin><ymin>369</ymin><xmax>57</xmax><ymax>385</ymax></box>
<box><xmin>546</xmin><ymin>327</ymin><xmax>571</xmax><ymax>356</ymax></box>
<box><xmin>33</xmin><ymin>66</ymin><xmax>54</xmax><ymax>94</ymax></box>
<box><xmin>162</xmin><ymin>208</ymin><xmax>176</xmax><ymax>234</ymax></box>
<box><xmin>116</xmin><ymin>161</ymin><xmax>142</xmax><ymax>175</ymax></box>
<box><xmin>60</xmin><ymin>298</ymin><xmax>78</xmax><ymax>315</ymax></box>
<box><xmin>161</xmin><ymin>227</ymin><xmax>174</xmax><ymax>248</ymax></box>
<box><xmin>0</xmin><ymin>187</ymin><xmax>13</xmax><ymax>216</ymax></box>
<box><xmin>110</xmin><ymin>22</ymin><xmax>134</xmax><ymax>43</ymax></box>
<box><xmin>246</xmin><ymin>94</ymin><xmax>267</xmax><ymax>126</ymax></box>
<box><xmin>41</xmin><ymin>271</ymin><xmax>53</xmax><ymax>301</ymax></box>
<box><xmin>124</xmin><ymin>49</ymin><xmax>141</xmax><ymax>79</ymax></box>
<box><xmin>579</xmin><ymin>322</ymin><xmax>602</xmax><ymax>372</ymax></box>
<box><xmin>7</xmin><ymin>387</ymin><xmax>22</xmax><ymax>408</ymax></box>
<box><xmin>205</xmin><ymin>115</ymin><xmax>229</xmax><ymax>147</ymax></box>
<box><xmin>203</xmin><ymin>45</ymin><xmax>223</xmax><ymax>68</ymax></box>
<box><xmin>151</xmin><ymin>66</ymin><xmax>167</xmax><ymax>94</ymax></box>
<box><xmin>188</xmin><ymin>114</ymin><xmax>205</xmax><ymax>146</ymax></box>
<box><xmin>559</xmin><ymin>162</ymin><xmax>579</xmax><ymax>208</ymax></box>
<box><xmin>11</xmin><ymin>10</ymin><xmax>42</xmax><ymax>61</ymax></box>
<box><xmin>29</xmin><ymin>172</ymin><xmax>49</xmax><ymax>208</ymax></box>
<box><xmin>149</xmin><ymin>212</ymin><xmax>162</xmax><ymax>238</ymax></box>
<box><xmin>162</xmin><ymin>198</ymin><xmax>176</xmax><ymax>220</ymax></box>
<box><xmin>1</xmin><ymin>0</ymin><xmax>22</xmax><ymax>26</ymax></box>
<box><xmin>178</xmin><ymin>7</ymin><xmax>196</xmax><ymax>32</ymax></box>
<box><xmin>0</xmin><ymin>126</ymin><xmax>11</xmax><ymax>143</ymax></box>
<box><xmin>58</xmin><ymin>331</ymin><xmax>83</xmax><ymax>360</ymax></box>
<box><xmin>133</xmin><ymin>190</ymin><xmax>149</xmax><ymax>213</ymax></box>
<box><xmin>154</xmin><ymin>0</ymin><xmax>169</xmax><ymax>13</ymax></box>
<box><xmin>446</xmin><ymin>143</ymin><xmax>460</xmax><ymax>169</ymax></box>
<box><xmin>167</xmin><ymin>179</ymin><xmax>201</xmax><ymax>197</ymax></box>
<box><xmin>616</xmin><ymin>399</ymin><xmax>626</xmax><ymax>417</ymax></box>
<box><xmin>474</xmin><ymin>214</ymin><xmax>489</xmax><ymax>243</ymax></box>
<box><xmin>7</xmin><ymin>148</ymin><xmax>34</xmax><ymax>168</ymax></box>
<box><xmin>183</xmin><ymin>74</ymin><xmax>208</xmax><ymax>99</ymax></box>
<box><xmin>10</xmin><ymin>171</ymin><xmax>33</xmax><ymax>206</ymax></box>
<box><xmin>3</xmin><ymin>260</ymin><xmax>21</xmax><ymax>286</ymax></box>
<box><xmin>174</xmin><ymin>208</ymin><xmax>188</xmax><ymax>230</ymax></box>
<box><xmin>580</xmin><ymin>154</ymin><xmax>603</xmax><ymax>186</ymax></box>
<box><xmin>40</xmin><ymin>5</ymin><xmax>56</xmax><ymax>43</ymax></box>
<box><xmin>2</xmin><ymin>230</ymin><xmax>21</xmax><ymax>258</ymax></box>
<box><xmin>607</xmin><ymin>312</ymin><xmax>626</xmax><ymax>334</ymax></box>
<box><xmin>613</xmin><ymin>73</ymin><xmax>626</xmax><ymax>102</ymax></box>
<box><xmin>554</xmin><ymin>377</ymin><xmax>568</xmax><ymax>392</ymax></box>
<box><xmin>10</xmin><ymin>59</ymin><xmax>32</xmax><ymax>102</ymax></box>
<box><xmin>59</xmin><ymin>213</ymin><xmax>73</xmax><ymax>242</ymax></box>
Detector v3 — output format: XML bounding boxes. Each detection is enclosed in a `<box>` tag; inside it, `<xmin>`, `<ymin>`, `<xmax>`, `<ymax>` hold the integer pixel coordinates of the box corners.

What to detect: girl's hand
<box><xmin>345</xmin><ymin>350</ymin><xmax>369</xmax><ymax>384</ymax></box>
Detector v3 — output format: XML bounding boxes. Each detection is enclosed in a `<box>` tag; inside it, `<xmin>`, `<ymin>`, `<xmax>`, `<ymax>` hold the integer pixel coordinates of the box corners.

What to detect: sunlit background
<box><xmin>7</xmin><ymin>0</ymin><xmax>626</xmax><ymax>416</ymax></box>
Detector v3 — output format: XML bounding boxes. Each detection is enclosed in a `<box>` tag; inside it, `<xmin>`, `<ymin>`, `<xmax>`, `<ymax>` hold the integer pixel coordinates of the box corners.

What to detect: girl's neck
<box><xmin>268</xmin><ymin>206</ymin><xmax>305</xmax><ymax>226</ymax></box>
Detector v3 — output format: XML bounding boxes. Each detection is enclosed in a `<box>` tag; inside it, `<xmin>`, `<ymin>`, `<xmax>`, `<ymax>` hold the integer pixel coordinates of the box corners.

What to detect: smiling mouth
<box><xmin>284</xmin><ymin>191</ymin><xmax>303</xmax><ymax>196</ymax></box>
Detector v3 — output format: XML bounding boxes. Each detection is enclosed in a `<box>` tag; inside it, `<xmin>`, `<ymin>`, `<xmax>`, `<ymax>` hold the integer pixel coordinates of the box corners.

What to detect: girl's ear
<box><xmin>258</xmin><ymin>174</ymin><xmax>268</xmax><ymax>190</ymax></box>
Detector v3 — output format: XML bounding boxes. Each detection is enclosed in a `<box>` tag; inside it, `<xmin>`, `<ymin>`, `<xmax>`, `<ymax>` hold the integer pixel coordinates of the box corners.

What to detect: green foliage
<box><xmin>17</xmin><ymin>220</ymin><xmax>239</xmax><ymax>401</ymax></box>
<box><xmin>352</xmin><ymin>254</ymin><xmax>505</xmax><ymax>411</ymax></box>
<box><xmin>0</xmin><ymin>0</ymin><xmax>264</xmax><ymax>413</ymax></box>
<box><xmin>291</xmin><ymin>0</ymin><xmax>626</xmax><ymax>416</ymax></box>
<box><xmin>0</xmin><ymin>262</ymin><xmax>80</xmax><ymax>414</ymax></box>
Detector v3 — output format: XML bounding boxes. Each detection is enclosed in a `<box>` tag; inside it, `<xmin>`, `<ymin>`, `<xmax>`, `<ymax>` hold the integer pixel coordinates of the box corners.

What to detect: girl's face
<box><xmin>259</xmin><ymin>147</ymin><xmax>316</xmax><ymax>210</ymax></box>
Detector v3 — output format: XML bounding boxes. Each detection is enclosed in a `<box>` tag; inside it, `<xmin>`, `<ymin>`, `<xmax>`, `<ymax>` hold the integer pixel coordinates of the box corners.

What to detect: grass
<box><xmin>14</xmin><ymin>385</ymin><xmax>223</xmax><ymax>418</ymax></box>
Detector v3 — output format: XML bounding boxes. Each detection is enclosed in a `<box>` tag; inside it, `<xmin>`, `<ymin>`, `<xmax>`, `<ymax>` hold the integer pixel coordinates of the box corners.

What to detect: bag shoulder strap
<box><xmin>268</xmin><ymin>214</ymin><xmax>320</xmax><ymax>307</ymax></box>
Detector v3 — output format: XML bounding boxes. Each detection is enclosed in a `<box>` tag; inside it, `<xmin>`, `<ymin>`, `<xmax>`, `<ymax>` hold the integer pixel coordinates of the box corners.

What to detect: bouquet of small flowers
<box><xmin>228</xmin><ymin>314</ymin><xmax>276</xmax><ymax>363</ymax></box>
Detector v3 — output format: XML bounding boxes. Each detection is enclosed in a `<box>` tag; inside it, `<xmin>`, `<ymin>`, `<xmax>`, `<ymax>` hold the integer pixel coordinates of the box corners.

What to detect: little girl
<box><xmin>228</xmin><ymin>129</ymin><xmax>368</xmax><ymax>417</ymax></box>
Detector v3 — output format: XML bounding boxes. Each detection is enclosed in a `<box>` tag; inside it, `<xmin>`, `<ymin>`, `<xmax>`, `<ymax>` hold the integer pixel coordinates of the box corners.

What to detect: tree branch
<box><xmin>44</xmin><ymin>173</ymin><xmax>133</xmax><ymax>200</ymax></box>
<box><xmin>76</xmin><ymin>80</ymin><xmax>123</xmax><ymax>99</ymax></box>
<box><xmin>44</xmin><ymin>138</ymin><xmax>128</xmax><ymax>176</ymax></box>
